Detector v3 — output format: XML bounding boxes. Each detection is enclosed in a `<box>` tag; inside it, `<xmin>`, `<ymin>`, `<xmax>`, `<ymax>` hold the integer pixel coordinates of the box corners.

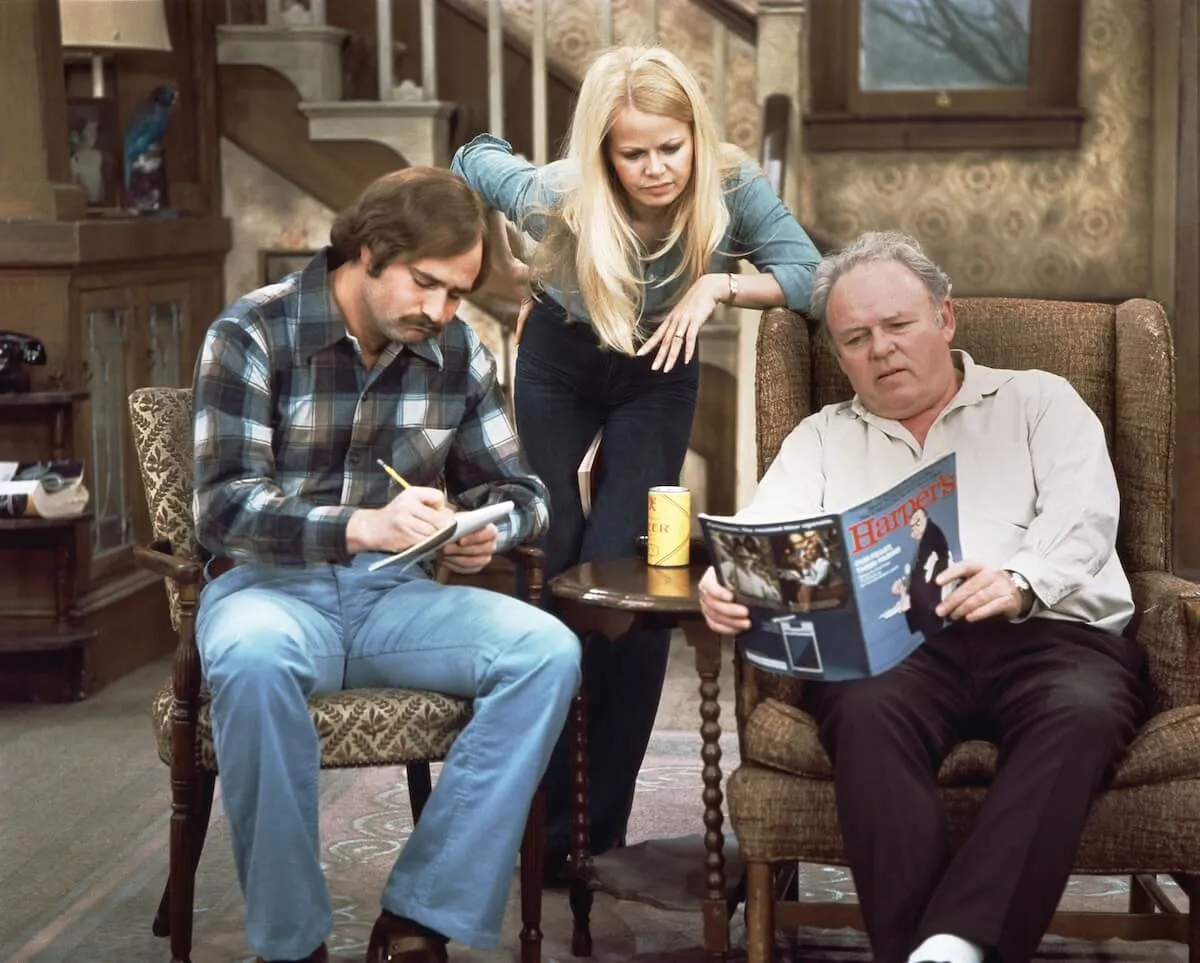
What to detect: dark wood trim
<box><xmin>807</xmin><ymin>0</ymin><xmax>1084</xmax><ymax>152</ymax></box>
<box><xmin>0</xmin><ymin>215</ymin><xmax>231</xmax><ymax>267</ymax></box>
<box><xmin>804</xmin><ymin>110</ymin><xmax>1085</xmax><ymax>152</ymax></box>
<box><xmin>217</xmin><ymin>63</ymin><xmax>404</xmax><ymax>212</ymax></box>
<box><xmin>1175</xmin><ymin>0</ymin><xmax>1200</xmax><ymax>572</ymax></box>
<box><xmin>689</xmin><ymin>0</ymin><xmax>757</xmax><ymax>45</ymax></box>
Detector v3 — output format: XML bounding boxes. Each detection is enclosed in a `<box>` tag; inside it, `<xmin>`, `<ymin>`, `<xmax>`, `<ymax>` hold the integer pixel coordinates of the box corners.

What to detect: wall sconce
<box><xmin>59</xmin><ymin>0</ymin><xmax>173</xmax><ymax>98</ymax></box>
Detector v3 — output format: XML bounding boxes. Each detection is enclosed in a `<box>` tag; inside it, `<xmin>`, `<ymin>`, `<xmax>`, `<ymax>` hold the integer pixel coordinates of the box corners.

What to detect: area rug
<box><xmin>5</xmin><ymin>730</ymin><xmax>1189</xmax><ymax>963</ymax></box>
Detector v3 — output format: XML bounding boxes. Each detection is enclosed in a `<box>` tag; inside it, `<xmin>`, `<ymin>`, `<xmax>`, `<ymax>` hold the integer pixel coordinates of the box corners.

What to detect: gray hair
<box><xmin>808</xmin><ymin>230</ymin><xmax>952</xmax><ymax>327</ymax></box>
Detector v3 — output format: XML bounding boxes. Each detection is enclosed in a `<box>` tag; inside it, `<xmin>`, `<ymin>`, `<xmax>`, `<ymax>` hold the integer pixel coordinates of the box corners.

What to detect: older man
<box><xmin>700</xmin><ymin>232</ymin><xmax>1144</xmax><ymax>963</ymax></box>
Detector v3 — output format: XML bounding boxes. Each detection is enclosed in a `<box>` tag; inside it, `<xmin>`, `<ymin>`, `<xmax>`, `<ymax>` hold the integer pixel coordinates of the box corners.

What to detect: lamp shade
<box><xmin>59</xmin><ymin>0</ymin><xmax>173</xmax><ymax>52</ymax></box>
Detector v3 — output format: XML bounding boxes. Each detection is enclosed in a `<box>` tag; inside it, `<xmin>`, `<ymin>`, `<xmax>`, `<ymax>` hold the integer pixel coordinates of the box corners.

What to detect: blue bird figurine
<box><xmin>123</xmin><ymin>83</ymin><xmax>178</xmax><ymax>190</ymax></box>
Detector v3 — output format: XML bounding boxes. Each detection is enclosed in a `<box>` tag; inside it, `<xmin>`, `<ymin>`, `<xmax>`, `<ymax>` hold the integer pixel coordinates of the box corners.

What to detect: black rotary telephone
<box><xmin>0</xmin><ymin>332</ymin><xmax>47</xmax><ymax>394</ymax></box>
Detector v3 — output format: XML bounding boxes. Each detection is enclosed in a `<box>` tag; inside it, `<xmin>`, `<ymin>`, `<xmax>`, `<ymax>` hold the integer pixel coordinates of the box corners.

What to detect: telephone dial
<box><xmin>0</xmin><ymin>332</ymin><xmax>47</xmax><ymax>394</ymax></box>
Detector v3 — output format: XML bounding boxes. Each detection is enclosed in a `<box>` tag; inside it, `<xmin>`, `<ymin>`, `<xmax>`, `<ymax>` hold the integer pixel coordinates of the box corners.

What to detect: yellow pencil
<box><xmin>376</xmin><ymin>458</ymin><xmax>411</xmax><ymax>490</ymax></box>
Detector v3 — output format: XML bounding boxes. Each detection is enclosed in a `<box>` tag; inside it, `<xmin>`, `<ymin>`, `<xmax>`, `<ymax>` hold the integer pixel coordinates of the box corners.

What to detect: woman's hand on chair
<box><xmin>636</xmin><ymin>274</ymin><xmax>724</xmax><ymax>373</ymax></box>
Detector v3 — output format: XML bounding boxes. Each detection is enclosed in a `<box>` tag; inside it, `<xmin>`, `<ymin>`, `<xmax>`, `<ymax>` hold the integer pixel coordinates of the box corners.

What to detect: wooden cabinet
<box><xmin>0</xmin><ymin>220</ymin><xmax>230</xmax><ymax>701</ymax></box>
<box><xmin>0</xmin><ymin>392</ymin><xmax>95</xmax><ymax>700</ymax></box>
<box><xmin>0</xmin><ymin>0</ymin><xmax>227</xmax><ymax>699</ymax></box>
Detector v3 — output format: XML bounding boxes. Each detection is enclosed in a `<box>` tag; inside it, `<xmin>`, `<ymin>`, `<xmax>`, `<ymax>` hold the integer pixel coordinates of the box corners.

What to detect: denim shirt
<box><xmin>450</xmin><ymin>134</ymin><xmax>819</xmax><ymax>324</ymax></box>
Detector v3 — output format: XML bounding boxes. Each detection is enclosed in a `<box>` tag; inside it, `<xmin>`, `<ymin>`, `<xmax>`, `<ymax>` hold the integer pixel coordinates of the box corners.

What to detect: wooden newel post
<box><xmin>0</xmin><ymin>0</ymin><xmax>86</xmax><ymax>221</ymax></box>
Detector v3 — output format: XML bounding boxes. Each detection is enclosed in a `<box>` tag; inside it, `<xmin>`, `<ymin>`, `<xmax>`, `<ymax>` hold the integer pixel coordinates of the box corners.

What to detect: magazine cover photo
<box><xmin>700</xmin><ymin>453</ymin><xmax>961</xmax><ymax>681</ymax></box>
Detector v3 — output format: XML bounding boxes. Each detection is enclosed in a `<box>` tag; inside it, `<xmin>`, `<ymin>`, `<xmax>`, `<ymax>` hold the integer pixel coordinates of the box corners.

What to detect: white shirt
<box><xmin>740</xmin><ymin>351</ymin><xmax>1133</xmax><ymax>633</ymax></box>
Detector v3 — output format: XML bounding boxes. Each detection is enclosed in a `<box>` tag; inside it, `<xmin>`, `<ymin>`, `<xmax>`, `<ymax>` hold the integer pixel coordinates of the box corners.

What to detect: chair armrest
<box><xmin>133</xmin><ymin>541</ymin><xmax>203</xmax><ymax>586</ymax></box>
<box><xmin>1131</xmin><ymin>570</ymin><xmax>1200</xmax><ymax>714</ymax></box>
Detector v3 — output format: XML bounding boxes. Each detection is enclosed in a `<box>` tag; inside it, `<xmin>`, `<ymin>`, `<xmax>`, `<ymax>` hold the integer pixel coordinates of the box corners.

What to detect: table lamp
<box><xmin>59</xmin><ymin>0</ymin><xmax>173</xmax><ymax>98</ymax></box>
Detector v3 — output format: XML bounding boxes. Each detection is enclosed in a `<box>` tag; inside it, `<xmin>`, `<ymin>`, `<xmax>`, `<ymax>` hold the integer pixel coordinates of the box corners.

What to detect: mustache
<box><xmin>396</xmin><ymin>314</ymin><xmax>437</xmax><ymax>335</ymax></box>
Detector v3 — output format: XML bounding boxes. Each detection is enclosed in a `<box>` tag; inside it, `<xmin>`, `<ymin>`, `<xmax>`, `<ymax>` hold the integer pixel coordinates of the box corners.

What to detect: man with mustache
<box><xmin>192</xmin><ymin>166</ymin><xmax>581</xmax><ymax>963</ymax></box>
<box><xmin>699</xmin><ymin>231</ymin><xmax>1144</xmax><ymax>963</ymax></box>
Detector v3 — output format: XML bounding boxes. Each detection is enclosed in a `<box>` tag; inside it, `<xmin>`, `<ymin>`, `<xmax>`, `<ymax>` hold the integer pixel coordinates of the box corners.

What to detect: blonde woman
<box><xmin>452</xmin><ymin>45</ymin><xmax>819</xmax><ymax>877</ymax></box>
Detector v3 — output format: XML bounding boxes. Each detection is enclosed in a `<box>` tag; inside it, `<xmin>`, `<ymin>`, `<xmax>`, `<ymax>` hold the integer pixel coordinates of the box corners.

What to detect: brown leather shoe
<box><xmin>366</xmin><ymin>912</ymin><xmax>449</xmax><ymax>962</ymax></box>
<box><xmin>254</xmin><ymin>943</ymin><xmax>328</xmax><ymax>963</ymax></box>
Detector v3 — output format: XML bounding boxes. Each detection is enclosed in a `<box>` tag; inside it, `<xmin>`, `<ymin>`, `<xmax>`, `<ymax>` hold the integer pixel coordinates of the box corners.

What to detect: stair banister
<box><xmin>421</xmin><ymin>0</ymin><xmax>437</xmax><ymax>98</ymax></box>
<box><xmin>487</xmin><ymin>0</ymin><xmax>504</xmax><ymax>136</ymax></box>
<box><xmin>531</xmin><ymin>0</ymin><xmax>547</xmax><ymax>164</ymax></box>
<box><xmin>375</xmin><ymin>0</ymin><xmax>393</xmax><ymax>98</ymax></box>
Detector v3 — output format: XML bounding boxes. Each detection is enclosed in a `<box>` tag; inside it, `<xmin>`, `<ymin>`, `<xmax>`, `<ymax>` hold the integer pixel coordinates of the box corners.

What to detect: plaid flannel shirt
<box><xmin>193</xmin><ymin>247</ymin><xmax>549</xmax><ymax>566</ymax></box>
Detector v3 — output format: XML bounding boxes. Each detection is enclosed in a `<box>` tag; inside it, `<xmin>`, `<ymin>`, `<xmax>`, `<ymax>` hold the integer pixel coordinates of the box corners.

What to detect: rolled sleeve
<box><xmin>450</xmin><ymin>133</ymin><xmax>569</xmax><ymax>241</ymax></box>
<box><xmin>726</xmin><ymin>162</ymin><xmax>819</xmax><ymax>312</ymax></box>
<box><xmin>1000</xmin><ymin>376</ymin><xmax>1122</xmax><ymax>607</ymax></box>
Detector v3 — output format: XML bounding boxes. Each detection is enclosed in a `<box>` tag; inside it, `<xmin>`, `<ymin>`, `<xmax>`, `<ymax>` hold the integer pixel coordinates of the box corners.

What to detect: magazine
<box><xmin>577</xmin><ymin>428</ymin><xmax>603</xmax><ymax>518</ymax></box>
<box><xmin>367</xmin><ymin>500</ymin><xmax>515</xmax><ymax>572</ymax></box>
<box><xmin>0</xmin><ymin>460</ymin><xmax>90</xmax><ymax>520</ymax></box>
<box><xmin>698</xmin><ymin>453</ymin><xmax>960</xmax><ymax>681</ymax></box>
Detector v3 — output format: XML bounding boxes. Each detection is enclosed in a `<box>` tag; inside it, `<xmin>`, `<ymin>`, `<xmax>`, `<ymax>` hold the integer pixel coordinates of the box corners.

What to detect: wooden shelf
<box><xmin>0</xmin><ymin>512</ymin><xmax>93</xmax><ymax>531</ymax></box>
<box><xmin>0</xmin><ymin>627</ymin><xmax>95</xmax><ymax>653</ymax></box>
<box><xmin>0</xmin><ymin>391</ymin><xmax>88</xmax><ymax>408</ymax></box>
<box><xmin>0</xmin><ymin>215</ymin><xmax>231</xmax><ymax>267</ymax></box>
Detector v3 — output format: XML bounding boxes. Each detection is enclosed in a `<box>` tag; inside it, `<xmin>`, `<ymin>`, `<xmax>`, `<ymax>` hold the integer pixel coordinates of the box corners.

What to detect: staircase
<box><xmin>210</xmin><ymin>0</ymin><xmax>800</xmax><ymax>515</ymax></box>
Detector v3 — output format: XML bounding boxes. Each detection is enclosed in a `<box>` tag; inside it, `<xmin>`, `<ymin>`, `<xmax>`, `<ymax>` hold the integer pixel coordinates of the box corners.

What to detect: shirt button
<box><xmin>348</xmin><ymin>452</ymin><xmax>362</xmax><ymax>467</ymax></box>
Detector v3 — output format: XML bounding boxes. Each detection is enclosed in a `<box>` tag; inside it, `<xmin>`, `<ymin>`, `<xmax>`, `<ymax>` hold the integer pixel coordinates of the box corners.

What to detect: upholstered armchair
<box><xmin>128</xmin><ymin>386</ymin><xmax>549</xmax><ymax>963</ymax></box>
<box><xmin>729</xmin><ymin>299</ymin><xmax>1200</xmax><ymax>962</ymax></box>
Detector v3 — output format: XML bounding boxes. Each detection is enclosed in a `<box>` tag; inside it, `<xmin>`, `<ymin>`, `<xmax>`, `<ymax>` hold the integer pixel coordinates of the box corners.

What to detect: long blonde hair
<box><xmin>527</xmin><ymin>46</ymin><xmax>743</xmax><ymax>355</ymax></box>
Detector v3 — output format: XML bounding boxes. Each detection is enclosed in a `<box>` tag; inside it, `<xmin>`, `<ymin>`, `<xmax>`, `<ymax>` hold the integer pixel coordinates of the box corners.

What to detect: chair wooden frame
<box><xmin>128</xmin><ymin>386</ymin><xmax>550</xmax><ymax>963</ymax></box>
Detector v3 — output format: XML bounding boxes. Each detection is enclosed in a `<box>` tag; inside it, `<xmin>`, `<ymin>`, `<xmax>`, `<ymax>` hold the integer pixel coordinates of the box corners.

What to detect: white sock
<box><xmin>907</xmin><ymin>933</ymin><xmax>985</xmax><ymax>963</ymax></box>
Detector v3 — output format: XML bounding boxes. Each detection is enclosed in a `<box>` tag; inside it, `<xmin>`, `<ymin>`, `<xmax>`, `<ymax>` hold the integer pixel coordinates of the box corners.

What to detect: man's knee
<box><xmin>200</xmin><ymin>599</ymin><xmax>318</xmax><ymax>693</ymax></box>
<box><xmin>499</xmin><ymin>606</ymin><xmax>581</xmax><ymax>694</ymax></box>
<box><xmin>817</xmin><ymin>676</ymin><xmax>937</xmax><ymax>758</ymax></box>
<box><xmin>1030</xmin><ymin>674</ymin><xmax>1139</xmax><ymax>749</ymax></box>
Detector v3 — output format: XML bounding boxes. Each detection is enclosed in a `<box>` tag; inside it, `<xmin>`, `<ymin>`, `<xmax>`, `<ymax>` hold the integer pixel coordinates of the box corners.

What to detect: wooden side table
<box><xmin>550</xmin><ymin>554</ymin><xmax>738</xmax><ymax>960</ymax></box>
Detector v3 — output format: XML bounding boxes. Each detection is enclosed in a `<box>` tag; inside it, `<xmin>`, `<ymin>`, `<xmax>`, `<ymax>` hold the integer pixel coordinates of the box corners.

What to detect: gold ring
<box><xmin>672</xmin><ymin>333</ymin><xmax>684</xmax><ymax>341</ymax></box>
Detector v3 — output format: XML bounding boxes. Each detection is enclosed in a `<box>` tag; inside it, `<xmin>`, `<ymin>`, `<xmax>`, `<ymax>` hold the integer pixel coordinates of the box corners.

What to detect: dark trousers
<box><xmin>514</xmin><ymin>299</ymin><xmax>699</xmax><ymax>853</ymax></box>
<box><xmin>809</xmin><ymin>618</ymin><xmax>1144</xmax><ymax>963</ymax></box>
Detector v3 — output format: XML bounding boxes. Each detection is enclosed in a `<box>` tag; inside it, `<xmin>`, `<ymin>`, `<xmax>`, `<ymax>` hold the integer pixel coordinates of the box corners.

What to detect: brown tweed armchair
<box><xmin>729</xmin><ymin>299</ymin><xmax>1200</xmax><ymax>963</ymax></box>
<box><xmin>128</xmin><ymin>386</ymin><xmax>549</xmax><ymax>963</ymax></box>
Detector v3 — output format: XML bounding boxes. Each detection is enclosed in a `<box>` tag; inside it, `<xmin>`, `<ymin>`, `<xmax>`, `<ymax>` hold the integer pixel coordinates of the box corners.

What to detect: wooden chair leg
<box><xmin>519</xmin><ymin>781</ymin><xmax>547</xmax><ymax>963</ymax></box>
<box><xmin>153</xmin><ymin>770</ymin><xmax>217</xmax><ymax>938</ymax></box>
<box><xmin>745</xmin><ymin>861</ymin><xmax>775</xmax><ymax>963</ymax></box>
<box><xmin>1128</xmin><ymin>874</ymin><xmax>1155</xmax><ymax>914</ymax></box>
<box><xmin>406</xmin><ymin>762</ymin><xmax>433</xmax><ymax>824</ymax></box>
<box><xmin>1184</xmin><ymin>874</ymin><xmax>1200</xmax><ymax>963</ymax></box>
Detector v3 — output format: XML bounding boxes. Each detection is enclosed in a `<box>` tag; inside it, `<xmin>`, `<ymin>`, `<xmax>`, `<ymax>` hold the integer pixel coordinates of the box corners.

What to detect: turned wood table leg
<box><xmin>681</xmin><ymin>619</ymin><xmax>729</xmax><ymax>960</ymax></box>
<box><xmin>569</xmin><ymin>641</ymin><xmax>594</xmax><ymax>957</ymax></box>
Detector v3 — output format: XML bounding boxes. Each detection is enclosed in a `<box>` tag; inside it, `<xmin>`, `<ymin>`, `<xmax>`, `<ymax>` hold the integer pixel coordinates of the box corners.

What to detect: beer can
<box><xmin>646</xmin><ymin>564</ymin><xmax>693</xmax><ymax>597</ymax></box>
<box><xmin>647</xmin><ymin>485</ymin><xmax>691</xmax><ymax>567</ymax></box>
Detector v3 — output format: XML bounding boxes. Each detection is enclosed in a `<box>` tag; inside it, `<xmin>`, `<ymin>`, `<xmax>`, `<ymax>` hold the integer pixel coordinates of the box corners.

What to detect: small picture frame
<box><xmin>259</xmin><ymin>249</ymin><xmax>318</xmax><ymax>286</ymax></box>
<box><xmin>66</xmin><ymin>97</ymin><xmax>121</xmax><ymax>208</ymax></box>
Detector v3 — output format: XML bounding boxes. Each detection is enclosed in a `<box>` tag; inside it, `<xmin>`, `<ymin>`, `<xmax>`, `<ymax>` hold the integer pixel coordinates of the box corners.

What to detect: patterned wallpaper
<box><xmin>803</xmin><ymin>0</ymin><xmax>1153</xmax><ymax>299</ymax></box>
<box><xmin>471</xmin><ymin>0</ymin><xmax>1151</xmax><ymax>300</ymax></box>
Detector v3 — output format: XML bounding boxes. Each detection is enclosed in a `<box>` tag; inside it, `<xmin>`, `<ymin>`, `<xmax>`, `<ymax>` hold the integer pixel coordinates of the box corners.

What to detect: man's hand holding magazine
<box><xmin>698</xmin><ymin>567</ymin><xmax>752</xmax><ymax>635</ymax></box>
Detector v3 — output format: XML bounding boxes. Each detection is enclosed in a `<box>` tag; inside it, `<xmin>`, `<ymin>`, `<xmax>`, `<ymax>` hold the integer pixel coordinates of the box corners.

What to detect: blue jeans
<box><xmin>195</xmin><ymin>554</ymin><xmax>580</xmax><ymax>960</ymax></box>
<box><xmin>514</xmin><ymin>299</ymin><xmax>699</xmax><ymax>854</ymax></box>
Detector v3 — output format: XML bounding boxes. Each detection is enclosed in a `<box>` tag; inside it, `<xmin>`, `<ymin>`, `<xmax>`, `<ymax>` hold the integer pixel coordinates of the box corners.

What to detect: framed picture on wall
<box><xmin>66</xmin><ymin>97</ymin><xmax>120</xmax><ymax>208</ymax></box>
<box><xmin>260</xmin><ymin>249</ymin><xmax>317</xmax><ymax>286</ymax></box>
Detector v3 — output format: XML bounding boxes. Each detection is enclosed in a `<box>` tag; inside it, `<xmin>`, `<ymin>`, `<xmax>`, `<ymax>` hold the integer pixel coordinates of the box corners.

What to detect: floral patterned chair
<box><xmin>730</xmin><ymin>299</ymin><xmax>1200</xmax><ymax>963</ymax></box>
<box><xmin>128</xmin><ymin>386</ymin><xmax>549</xmax><ymax>963</ymax></box>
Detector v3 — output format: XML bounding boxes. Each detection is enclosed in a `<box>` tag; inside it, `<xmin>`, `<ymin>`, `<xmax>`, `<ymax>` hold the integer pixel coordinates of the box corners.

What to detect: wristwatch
<box><xmin>1005</xmin><ymin>569</ymin><xmax>1035</xmax><ymax>618</ymax></box>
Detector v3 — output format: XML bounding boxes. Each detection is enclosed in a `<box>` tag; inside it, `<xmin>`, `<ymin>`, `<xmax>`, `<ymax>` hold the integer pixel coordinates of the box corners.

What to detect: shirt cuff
<box><xmin>304</xmin><ymin>504</ymin><xmax>358</xmax><ymax>564</ymax></box>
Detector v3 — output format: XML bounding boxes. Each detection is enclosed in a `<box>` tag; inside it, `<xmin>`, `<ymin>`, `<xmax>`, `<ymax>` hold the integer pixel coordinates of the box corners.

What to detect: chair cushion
<box><xmin>743</xmin><ymin>697</ymin><xmax>1200</xmax><ymax>789</ymax></box>
<box><xmin>152</xmin><ymin>680</ymin><xmax>473</xmax><ymax>770</ymax></box>
<box><xmin>727</xmin><ymin>761</ymin><xmax>1200</xmax><ymax>874</ymax></box>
